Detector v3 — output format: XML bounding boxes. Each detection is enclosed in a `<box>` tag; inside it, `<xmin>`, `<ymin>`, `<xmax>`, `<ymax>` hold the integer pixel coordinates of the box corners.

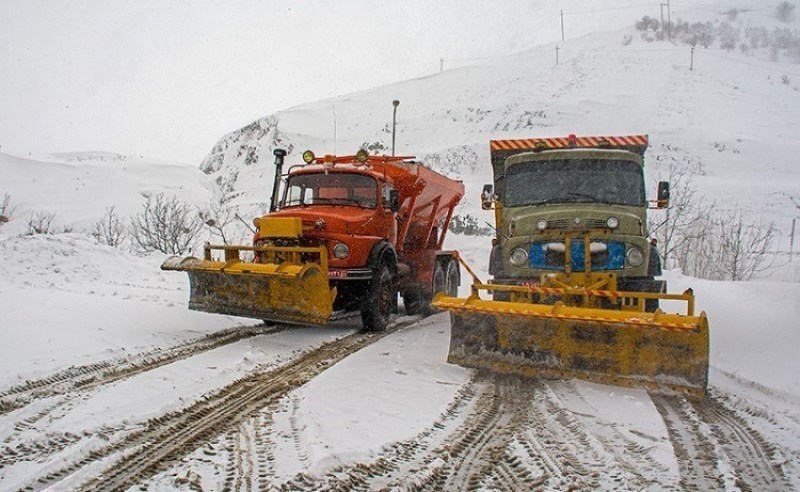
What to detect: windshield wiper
<box><xmin>566</xmin><ymin>192</ymin><xmax>616</xmax><ymax>205</ymax></box>
<box><xmin>313</xmin><ymin>197</ymin><xmax>369</xmax><ymax>208</ymax></box>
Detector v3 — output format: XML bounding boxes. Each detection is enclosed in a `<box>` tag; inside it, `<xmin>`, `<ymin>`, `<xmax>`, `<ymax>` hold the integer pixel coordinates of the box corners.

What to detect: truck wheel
<box><xmin>361</xmin><ymin>264</ymin><xmax>393</xmax><ymax>332</ymax></box>
<box><xmin>402</xmin><ymin>284</ymin><xmax>424</xmax><ymax>315</ymax></box>
<box><xmin>433</xmin><ymin>257</ymin><xmax>459</xmax><ymax>298</ymax></box>
<box><xmin>645</xmin><ymin>279</ymin><xmax>666</xmax><ymax>313</ymax></box>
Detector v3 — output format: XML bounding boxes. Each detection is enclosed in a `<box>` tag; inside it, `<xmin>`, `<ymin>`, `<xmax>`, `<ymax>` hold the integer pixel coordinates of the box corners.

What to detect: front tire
<box><xmin>361</xmin><ymin>264</ymin><xmax>394</xmax><ymax>332</ymax></box>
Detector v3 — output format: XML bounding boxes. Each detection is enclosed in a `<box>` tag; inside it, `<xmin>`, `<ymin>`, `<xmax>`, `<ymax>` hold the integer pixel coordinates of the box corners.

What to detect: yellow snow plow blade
<box><xmin>162</xmin><ymin>243</ymin><xmax>336</xmax><ymax>325</ymax></box>
<box><xmin>433</xmin><ymin>284</ymin><xmax>709</xmax><ymax>398</ymax></box>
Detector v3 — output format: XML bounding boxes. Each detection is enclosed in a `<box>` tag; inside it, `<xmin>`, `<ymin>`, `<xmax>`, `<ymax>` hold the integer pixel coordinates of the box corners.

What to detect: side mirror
<box><xmin>388</xmin><ymin>190</ymin><xmax>400</xmax><ymax>212</ymax></box>
<box><xmin>481</xmin><ymin>184</ymin><xmax>494</xmax><ymax>210</ymax></box>
<box><xmin>657</xmin><ymin>181</ymin><xmax>670</xmax><ymax>208</ymax></box>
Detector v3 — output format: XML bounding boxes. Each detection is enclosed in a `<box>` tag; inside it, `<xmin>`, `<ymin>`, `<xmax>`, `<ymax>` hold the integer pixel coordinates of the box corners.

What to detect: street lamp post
<box><xmin>392</xmin><ymin>100</ymin><xmax>400</xmax><ymax>156</ymax></box>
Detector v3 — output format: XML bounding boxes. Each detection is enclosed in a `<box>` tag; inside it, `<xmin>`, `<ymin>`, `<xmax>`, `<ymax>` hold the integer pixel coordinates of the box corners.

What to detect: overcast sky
<box><xmin>0</xmin><ymin>1</ymin><xmax>653</xmax><ymax>164</ymax></box>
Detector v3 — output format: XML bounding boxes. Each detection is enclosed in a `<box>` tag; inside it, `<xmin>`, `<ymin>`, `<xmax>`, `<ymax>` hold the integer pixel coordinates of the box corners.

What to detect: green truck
<box><xmin>484</xmin><ymin>134</ymin><xmax>667</xmax><ymax>309</ymax></box>
<box><xmin>434</xmin><ymin>134</ymin><xmax>710</xmax><ymax>397</ymax></box>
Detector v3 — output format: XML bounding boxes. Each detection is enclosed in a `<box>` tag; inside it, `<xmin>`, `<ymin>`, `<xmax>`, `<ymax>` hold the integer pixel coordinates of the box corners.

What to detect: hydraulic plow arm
<box><xmin>162</xmin><ymin>243</ymin><xmax>337</xmax><ymax>326</ymax></box>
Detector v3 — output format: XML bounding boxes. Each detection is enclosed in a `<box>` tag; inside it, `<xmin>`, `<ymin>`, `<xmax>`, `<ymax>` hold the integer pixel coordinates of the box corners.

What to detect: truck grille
<box><xmin>545</xmin><ymin>218</ymin><xmax>608</xmax><ymax>230</ymax></box>
<box><xmin>529</xmin><ymin>241</ymin><xmax>624</xmax><ymax>271</ymax></box>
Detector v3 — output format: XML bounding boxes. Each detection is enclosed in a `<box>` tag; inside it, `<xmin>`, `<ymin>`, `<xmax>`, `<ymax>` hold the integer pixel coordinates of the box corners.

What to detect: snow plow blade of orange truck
<box><xmin>433</xmin><ymin>282</ymin><xmax>709</xmax><ymax>398</ymax></box>
<box><xmin>161</xmin><ymin>243</ymin><xmax>336</xmax><ymax>326</ymax></box>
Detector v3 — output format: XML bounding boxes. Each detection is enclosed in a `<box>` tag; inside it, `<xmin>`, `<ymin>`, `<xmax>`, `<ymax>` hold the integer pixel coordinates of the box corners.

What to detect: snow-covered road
<box><xmin>1</xmin><ymin>234</ymin><xmax>799</xmax><ymax>491</ymax></box>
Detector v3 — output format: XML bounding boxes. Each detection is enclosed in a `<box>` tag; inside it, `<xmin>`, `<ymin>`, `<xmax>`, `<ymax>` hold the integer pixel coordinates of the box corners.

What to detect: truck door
<box><xmin>381</xmin><ymin>185</ymin><xmax>398</xmax><ymax>245</ymax></box>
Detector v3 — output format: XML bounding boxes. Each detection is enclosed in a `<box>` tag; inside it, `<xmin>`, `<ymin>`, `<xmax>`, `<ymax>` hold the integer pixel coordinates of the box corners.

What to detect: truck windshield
<box><xmin>282</xmin><ymin>172</ymin><xmax>378</xmax><ymax>209</ymax></box>
<box><xmin>505</xmin><ymin>159</ymin><xmax>645</xmax><ymax>207</ymax></box>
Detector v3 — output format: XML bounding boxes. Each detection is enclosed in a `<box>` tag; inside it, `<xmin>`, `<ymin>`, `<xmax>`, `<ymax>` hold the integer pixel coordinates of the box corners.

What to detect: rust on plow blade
<box><xmin>434</xmin><ymin>294</ymin><xmax>709</xmax><ymax>398</ymax></box>
<box><xmin>162</xmin><ymin>255</ymin><xmax>336</xmax><ymax>326</ymax></box>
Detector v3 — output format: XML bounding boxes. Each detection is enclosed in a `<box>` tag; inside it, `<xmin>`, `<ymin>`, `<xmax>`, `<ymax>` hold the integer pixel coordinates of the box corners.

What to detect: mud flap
<box><xmin>163</xmin><ymin>256</ymin><xmax>336</xmax><ymax>325</ymax></box>
<box><xmin>435</xmin><ymin>294</ymin><xmax>709</xmax><ymax>398</ymax></box>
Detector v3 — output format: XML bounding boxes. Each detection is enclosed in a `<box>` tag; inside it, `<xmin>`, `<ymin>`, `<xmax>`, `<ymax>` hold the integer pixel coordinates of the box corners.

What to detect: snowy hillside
<box><xmin>0</xmin><ymin>151</ymin><xmax>213</xmax><ymax>237</ymax></box>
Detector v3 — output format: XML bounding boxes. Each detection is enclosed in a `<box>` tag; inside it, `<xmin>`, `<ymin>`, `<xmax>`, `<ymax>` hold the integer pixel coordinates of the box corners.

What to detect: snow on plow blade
<box><xmin>162</xmin><ymin>244</ymin><xmax>336</xmax><ymax>326</ymax></box>
<box><xmin>433</xmin><ymin>293</ymin><xmax>709</xmax><ymax>398</ymax></box>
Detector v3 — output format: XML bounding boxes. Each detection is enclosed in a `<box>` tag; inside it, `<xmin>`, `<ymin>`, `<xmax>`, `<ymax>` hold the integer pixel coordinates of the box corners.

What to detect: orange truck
<box><xmin>163</xmin><ymin>148</ymin><xmax>465</xmax><ymax>331</ymax></box>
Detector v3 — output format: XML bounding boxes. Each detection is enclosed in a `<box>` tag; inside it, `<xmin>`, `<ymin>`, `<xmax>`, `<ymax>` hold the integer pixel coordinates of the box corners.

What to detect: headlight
<box><xmin>626</xmin><ymin>246</ymin><xmax>644</xmax><ymax>267</ymax></box>
<box><xmin>333</xmin><ymin>242</ymin><xmax>350</xmax><ymax>259</ymax></box>
<box><xmin>606</xmin><ymin>216</ymin><xmax>619</xmax><ymax>229</ymax></box>
<box><xmin>509</xmin><ymin>247</ymin><xmax>529</xmax><ymax>267</ymax></box>
<box><xmin>536</xmin><ymin>218</ymin><xmax>548</xmax><ymax>231</ymax></box>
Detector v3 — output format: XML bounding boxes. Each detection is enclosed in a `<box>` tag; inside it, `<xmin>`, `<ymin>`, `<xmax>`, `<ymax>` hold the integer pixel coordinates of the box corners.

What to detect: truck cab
<box><xmin>485</xmin><ymin>135</ymin><xmax>667</xmax><ymax>309</ymax></box>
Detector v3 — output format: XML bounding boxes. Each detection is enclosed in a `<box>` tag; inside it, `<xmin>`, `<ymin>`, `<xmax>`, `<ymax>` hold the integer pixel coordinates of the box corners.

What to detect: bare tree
<box><xmin>130</xmin><ymin>193</ymin><xmax>203</xmax><ymax>255</ymax></box>
<box><xmin>199</xmin><ymin>175</ymin><xmax>240</xmax><ymax>245</ymax></box>
<box><xmin>0</xmin><ymin>193</ymin><xmax>14</xmax><ymax>230</ymax></box>
<box><xmin>648</xmin><ymin>151</ymin><xmax>713</xmax><ymax>269</ymax></box>
<box><xmin>91</xmin><ymin>206</ymin><xmax>127</xmax><ymax>247</ymax></box>
<box><xmin>676</xmin><ymin>208</ymin><xmax>776</xmax><ymax>281</ymax></box>
<box><xmin>26</xmin><ymin>211</ymin><xmax>57</xmax><ymax>235</ymax></box>
<box><xmin>776</xmin><ymin>1</ymin><xmax>796</xmax><ymax>22</ymax></box>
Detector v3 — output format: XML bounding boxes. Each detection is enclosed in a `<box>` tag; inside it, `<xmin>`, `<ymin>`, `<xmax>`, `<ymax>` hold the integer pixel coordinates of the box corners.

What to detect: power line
<box><xmin>699</xmin><ymin>49</ymin><xmax>800</xmax><ymax>77</ymax></box>
<box><xmin>565</xmin><ymin>4</ymin><xmax>661</xmax><ymax>15</ymax></box>
<box><xmin>559</xmin><ymin>46</ymin><xmax>684</xmax><ymax>53</ymax></box>
<box><xmin>555</xmin><ymin>44</ymin><xmax>800</xmax><ymax>77</ymax></box>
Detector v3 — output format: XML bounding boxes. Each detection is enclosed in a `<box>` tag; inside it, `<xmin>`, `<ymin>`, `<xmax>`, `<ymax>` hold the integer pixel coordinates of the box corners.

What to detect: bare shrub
<box><xmin>783</xmin><ymin>74</ymin><xmax>792</xmax><ymax>84</ymax></box>
<box><xmin>130</xmin><ymin>193</ymin><xmax>203</xmax><ymax>255</ymax></box>
<box><xmin>199</xmin><ymin>177</ymin><xmax>240</xmax><ymax>245</ymax></box>
<box><xmin>719</xmin><ymin>22</ymin><xmax>740</xmax><ymax>51</ymax></box>
<box><xmin>91</xmin><ymin>206</ymin><xmax>127</xmax><ymax>247</ymax></box>
<box><xmin>448</xmin><ymin>214</ymin><xmax>493</xmax><ymax>237</ymax></box>
<box><xmin>688</xmin><ymin>22</ymin><xmax>715</xmax><ymax>48</ymax></box>
<box><xmin>714</xmin><ymin>210</ymin><xmax>776</xmax><ymax>280</ymax></box>
<box><xmin>678</xmin><ymin>209</ymin><xmax>776</xmax><ymax>281</ymax></box>
<box><xmin>745</xmin><ymin>26</ymin><xmax>769</xmax><ymax>50</ymax></box>
<box><xmin>0</xmin><ymin>193</ymin><xmax>14</xmax><ymax>230</ymax></box>
<box><xmin>26</xmin><ymin>211</ymin><xmax>57</xmax><ymax>235</ymax></box>
<box><xmin>635</xmin><ymin>16</ymin><xmax>660</xmax><ymax>32</ymax></box>
<box><xmin>725</xmin><ymin>8</ymin><xmax>739</xmax><ymax>21</ymax></box>
<box><xmin>776</xmin><ymin>1</ymin><xmax>796</xmax><ymax>22</ymax></box>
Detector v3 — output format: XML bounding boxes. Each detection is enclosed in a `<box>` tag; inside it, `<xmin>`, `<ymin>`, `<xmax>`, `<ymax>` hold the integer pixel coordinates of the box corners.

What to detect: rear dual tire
<box><xmin>432</xmin><ymin>257</ymin><xmax>459</xmax><ymax>298</ymax></box>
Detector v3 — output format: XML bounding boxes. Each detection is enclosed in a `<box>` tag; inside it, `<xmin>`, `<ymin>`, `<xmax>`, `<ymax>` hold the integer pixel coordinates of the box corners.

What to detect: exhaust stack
<box><xmin>270</xmin><ymin>148</ymin><xmax>287</xmax><ymax>213</ymax></box>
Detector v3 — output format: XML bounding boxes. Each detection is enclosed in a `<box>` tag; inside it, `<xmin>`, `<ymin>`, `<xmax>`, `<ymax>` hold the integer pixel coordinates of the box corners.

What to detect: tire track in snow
<box><xmin>693</xmin><ymin>396</ymin><xmax>790</xmax><ymax>492</ymax></box>
<box><xmin>19</xmin><ymin>318</ymin><xmax>417</xmax><ymax>492</ymax></box>
<box><xmin>275</xmin><ymin>374</ymin><xmax>657</xmax><ymax>491</ymax></box>
<box><xmin>651</xmin><ymin>394</ymin><xmax>725</xmax><ymax>491</ymax></box>
<box><xmin>266</xmin><ymin>374</ymin><xmax>478</xmax><ymax>491</ymax></box>
<box><xmin>0</xmin><ymin>324</ymin><xmax>286</xmax><ymax>470</ymax></box>
<box><xmin>653</xmin><ymin>393</ymin><xmax>791</xmax><ymax>491</ymax></box>
<box><xmin>0</xmin><ymin>323</ymin><xmax>284</xmax><ymax>415</ymax></box>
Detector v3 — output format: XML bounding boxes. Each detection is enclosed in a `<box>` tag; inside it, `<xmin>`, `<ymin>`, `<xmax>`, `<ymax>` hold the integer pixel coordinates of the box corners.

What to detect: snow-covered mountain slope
<box><xmin>0</xmin><ymin>151</ymin><xmax>213</xmax><ymax>236</ymax></box>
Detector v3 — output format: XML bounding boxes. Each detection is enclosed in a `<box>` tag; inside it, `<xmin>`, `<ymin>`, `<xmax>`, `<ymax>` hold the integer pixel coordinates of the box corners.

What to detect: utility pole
<box><xmin>440</xmin><ymin>58</ymin><xmax>443</xmax><ymax>72</ymax></box>
<box><xmin>660</xmin><ymin>3</ymin><xmax>666</xmax><ymax>39</ymax></box>
<box><xmin>555</xmin><ymin>45</ymin><xmax>559</xmax><ymax>65</ymax></box>
<box><xmin>791</xmin><ymin>218</ymin><xmax>797</xmax><ymax>262</ymax></box>
<box><xmin>560</xmin><ymin>10</ymin><xmax>565</xmax><ymax>42</ymax></box>
<box><xmin>690</xmin><ymin>46</ymin><xmax>695</xmax><ymax>70</ymax></box>
<box><xmin>667</xmin><ymin>0</ymin><xmax>672</xmax><ymax>41</ymax></box>
<box><xmin>391</xmin><ymin>100</ymin><xmax>400</xmax><ymax>156</ymax></box>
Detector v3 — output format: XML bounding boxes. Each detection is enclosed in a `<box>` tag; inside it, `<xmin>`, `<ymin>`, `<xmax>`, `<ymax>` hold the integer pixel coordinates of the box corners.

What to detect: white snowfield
<box><xmin>2</xmin><ymin>0</ymin><xmax>800</xmax><ymax>489</ymax></box>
